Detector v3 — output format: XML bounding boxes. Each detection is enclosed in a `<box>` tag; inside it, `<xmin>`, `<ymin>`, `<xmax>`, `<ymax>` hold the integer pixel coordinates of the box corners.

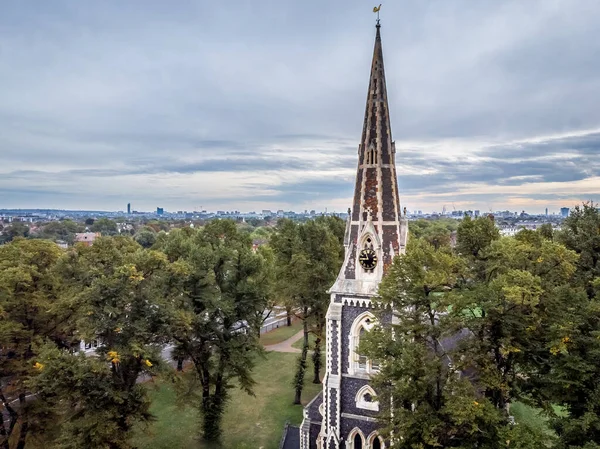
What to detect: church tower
<box><xmin>299</xmin><ymin>21</ymin><xmax>408</xmax><ymax>449</ymax></box>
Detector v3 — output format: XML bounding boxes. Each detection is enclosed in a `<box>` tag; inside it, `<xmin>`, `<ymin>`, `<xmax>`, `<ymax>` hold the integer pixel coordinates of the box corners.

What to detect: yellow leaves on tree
<box><xmin>107</xmin><ymin>350</ymin><xmax>120</xmax><ymax>363</ymax></box>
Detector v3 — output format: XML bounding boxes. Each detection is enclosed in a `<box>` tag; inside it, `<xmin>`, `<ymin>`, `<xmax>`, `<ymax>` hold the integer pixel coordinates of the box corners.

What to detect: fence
<box><xmin>260</xmin><ymin>315</ymin><xmax>294</xmax><ymax>334</ymax></box>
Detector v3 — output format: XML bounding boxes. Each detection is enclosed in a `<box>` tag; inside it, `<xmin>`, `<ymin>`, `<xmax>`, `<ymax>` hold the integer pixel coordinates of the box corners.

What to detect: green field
<box><xmin>510</xmin><ymin>401</ymin><xmax>565</xmax><ymax>441</ymax></box>
<box><xmin>291</xmin><ymin>332</ymin><xmax>321</xmax><ymax>350</ymax></box>
<box><xmin>132</xmin><ymin>351</ymin><xmax>322</xmax><ymax>449</ymax></box>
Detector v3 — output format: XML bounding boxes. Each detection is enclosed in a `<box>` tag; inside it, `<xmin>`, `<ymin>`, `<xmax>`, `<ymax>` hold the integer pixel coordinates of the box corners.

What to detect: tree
<box><xmin>253</xmin><ymin>245</ymin><xmax>277</xmax><ymax>335</ymax></box>
<box><xmin>36</xmin><ymin>220</ymin><xmax>81</xmax><ymax>244</ymax></box>
<box><xmin>410</xmin><ymin>218</ymin><xmax>458</xmax><ymax>250</ymax></box>
<box><xmin>154</xmin><ymin>221</ymin><xmax>269</xmax><ymax>443</ymax></box>
<box><xmin>456</xmin><ymin>215</ymin><xmax>500</xmax><ymax>259</ymax></box>
<box><xmin>537</xmin><ymin>223</ymin><xmax>554</xmax><ymax>241</ymax></box>
<box><xmin>28</xmin><ymin>236</ymin><xmax>175</xmax><ymax>448</ymax></box>
<box><xmin>270</xmin><ymin>218</ymin><xmax>342</xmax><ymax>402</ymax></box>
<box><xmin>409</xmin><ymin>218</ymin><xmax>458</xmax><ymax>240</ymax></box>
<box><xmin>0</xmin><ymin>239</ymin><xmax>75</xmax><ymax>449</ymax></box>
<box><xmin>1</xmin><ymin>223</ymin><xmax>30</xmax><ymax>244</ymax></box>
<box><xmin>134</xmin><ymin>227</ymin><xmax>157</xmax><ymax>248</ymax></box>
<box><xmin>363</xmin><ymin>238</ymin><xmax>549</xmax><ymax>448</ymax></box>
<box><xmin>453</xmin><ymin>235</ymin><xmax>577</xmax><ymax>412</ymax></box>
<box><xmin>533</xmin><ymin>203</ymin><xmax>600</xmax><ymax>448</ymax></box>
<box><xmin>558</xmin><ymin>203</ymin><xmax>600</xmax><ymax>298</ymax></box>
<box><xmin>90</xmin><ymin>218</ymin><xmax>118</xmax><ymax>236</ymax></box>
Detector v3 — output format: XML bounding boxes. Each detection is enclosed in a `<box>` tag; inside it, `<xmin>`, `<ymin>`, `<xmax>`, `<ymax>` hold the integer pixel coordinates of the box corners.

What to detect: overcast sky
<box><xmin>2</xmin><ymin>0</ymin><xmax>599</xmax><ymax>214</ymax></box>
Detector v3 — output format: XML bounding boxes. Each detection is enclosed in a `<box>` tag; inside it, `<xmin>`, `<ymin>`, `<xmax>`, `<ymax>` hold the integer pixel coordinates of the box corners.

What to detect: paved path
<box><xmin>264</xmin><ymin>330</ymin><xmax>304</xmax><ymax>353</ymax></box>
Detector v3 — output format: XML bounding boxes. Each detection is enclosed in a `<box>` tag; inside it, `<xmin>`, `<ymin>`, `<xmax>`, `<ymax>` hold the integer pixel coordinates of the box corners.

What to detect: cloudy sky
<box><xmin>2</xmin><ymin>0</ymin><xmax>599</xmax><ymax>214</ymax></box>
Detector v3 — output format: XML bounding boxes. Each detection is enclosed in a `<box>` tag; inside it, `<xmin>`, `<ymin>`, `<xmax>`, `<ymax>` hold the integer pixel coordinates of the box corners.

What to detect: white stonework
<box><xmin>299</xmin><ymin>21</ymin><xmax>407</xmax><ymax>449</ymax></box>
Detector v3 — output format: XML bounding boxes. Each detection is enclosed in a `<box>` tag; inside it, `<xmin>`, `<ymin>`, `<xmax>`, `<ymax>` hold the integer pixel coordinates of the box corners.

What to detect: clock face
<box><xmin>359</xmin><ymin>248</ymin><xmax>378</xmax><ymax>271</ymax></box>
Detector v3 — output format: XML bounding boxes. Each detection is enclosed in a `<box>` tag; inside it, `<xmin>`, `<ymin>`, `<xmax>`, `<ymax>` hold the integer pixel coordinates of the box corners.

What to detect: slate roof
<box><xmin>306</xmin><ymin>391</ymin><xmax>323</xmax><ymax>421</ymax></box>
<box><xmin>280</xmin><ymin>424</ymin><xmax>300</xmax><ymax>449</ymax></box>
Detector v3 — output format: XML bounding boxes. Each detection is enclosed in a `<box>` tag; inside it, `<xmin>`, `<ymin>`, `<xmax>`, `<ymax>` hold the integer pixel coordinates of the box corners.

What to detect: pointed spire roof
<box><xmin>331</xmin><ymin>22</ymin><xmax>408</xmax><ymax>294</ymax></box>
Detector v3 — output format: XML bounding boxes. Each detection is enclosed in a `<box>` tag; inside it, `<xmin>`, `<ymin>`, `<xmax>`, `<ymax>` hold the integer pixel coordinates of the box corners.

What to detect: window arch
<box><xmin>355</xmin><ymin>385</ymin><xmax>379</xmax><ymax>411</ymax></box>
<box><xmin>348</xmin><ymin>428</ymin><xmax>365</xmax><ymax>449</ymax></box>
<box><xmin>365</xmin><ymin>142</ymin><xmax>377</xmax><ymax>165</ymax></box>
<box><xmin>354</xmin><ymin>433</ymin><xmax>363</xmax><ymax>449</ymax></box>
<box><xmin>367</xmin><ymin>432</ymin><xmax>385</xmax><ymax>449</ymax></box>
<box><xmin>349</xmin><ymin>312</ymin><xmax>379</xmax><ymax>375</ymax></box>
<box><xmin>361</xmin><ymin>234</ymin><xmax>374</xmax><ymax>250</ymax></box>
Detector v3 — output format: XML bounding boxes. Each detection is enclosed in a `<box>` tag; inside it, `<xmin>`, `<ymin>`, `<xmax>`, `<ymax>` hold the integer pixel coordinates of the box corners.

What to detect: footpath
<box><xmin>264</xmin><ymin>330</ymin><xmax>304</xmax><ymax>353</ymax></box>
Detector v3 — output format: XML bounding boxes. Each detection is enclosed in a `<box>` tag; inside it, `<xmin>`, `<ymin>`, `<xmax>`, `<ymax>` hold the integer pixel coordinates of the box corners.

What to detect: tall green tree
<box><xmin>36</xmin><ymin>220</ymin><xmax>82</xmax><ymax>245</ymax></box>
<box><xmin>134</xmin><ymin>227</ymin><xmax>157</xmax><ymax>248</ymax></box>
<box><xmin>456</xmin><ymin>215</ymin><xmax>500</xmax><ymax>259</ymax></box>
<box><xmin>155</xmin><ymin>221</ymin><xmax>269</xmax><ymax>443</ymax></box>
<box><xmin>0</xmin><ymin>239</ymin><xmax>75</xmax><ymax>449</ymax></box>
<box><xmin>271</xmin><ymin>219</ymin><xmax>342</xmax><ymax>402</ymax></box>
<box><xmin>452</xmin><ymin>234</ymin><xmax>578</xmax><ymax>414</ymax></box>
<box><xmin>90</xmin><ymin>218</ymin><xmax>118</xmax><ymax>236</ymax></box>
<box><xmin>362</xmin><ymin>215</ymin><xmax>580</xmax><ymax>447</ymax></box>
<box><xmin>364</xmin><ymin>239</ymin><xmax>546</xmax><ymax>448</ymax></box>
<box><xmin>28</xmin><ymin>237</ymin><xmax>175</xmax><ymax>449</ymax></box>
<box><xmin>558</xmin><ymin>203</ymin><xmax>600</xmax><ymax>298</ymax></box>
<box><xmin>0</xmin><ymin>223</ymin><xmax>30</xmax><ymax>244</ymax></box>
<box><xmin>534</xmin><ymin>203</ymin><xmax>600</xmax><ymax>448</ymax></box>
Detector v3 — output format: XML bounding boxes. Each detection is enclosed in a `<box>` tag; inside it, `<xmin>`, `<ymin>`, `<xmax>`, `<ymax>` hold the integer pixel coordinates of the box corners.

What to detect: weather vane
<box><xmin>373</xmin><ymin>4</ymin><xmax>382</xmax><ymax>25</ymax></box>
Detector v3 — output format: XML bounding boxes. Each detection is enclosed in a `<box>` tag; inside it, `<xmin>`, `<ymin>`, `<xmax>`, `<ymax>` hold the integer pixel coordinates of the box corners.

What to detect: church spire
<box><xmin>301</xmin><ymin>19</ymin><xmax>409</xmax><ymax>449</ymax></box>
<box><xmin>330</xmin><ymin>21</ymin><xmax>408</xmax><ymax>295</ymax></box>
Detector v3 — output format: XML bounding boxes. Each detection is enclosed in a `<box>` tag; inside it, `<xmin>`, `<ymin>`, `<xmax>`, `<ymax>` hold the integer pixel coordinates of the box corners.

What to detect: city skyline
<box><xmin>2</xmin><ymin>1</ymin><xmax>600</xmax><ymax>214</ymax></box>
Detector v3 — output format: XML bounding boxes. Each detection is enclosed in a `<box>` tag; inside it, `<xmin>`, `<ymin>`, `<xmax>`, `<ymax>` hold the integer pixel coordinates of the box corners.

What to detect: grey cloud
<box><xmin>1</xmin><ymin>0</ymin><xmax>600</xmax><ymax>211</ymax></box>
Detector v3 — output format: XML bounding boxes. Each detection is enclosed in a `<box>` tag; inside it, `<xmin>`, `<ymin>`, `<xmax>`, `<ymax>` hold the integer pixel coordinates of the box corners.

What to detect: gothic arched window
<box><xmin>349</xmin><ymin>312</ymin><xmax>380</xmax><ymax>375</ymax></box>
<box><xmin>355</xmin><ymin>385</ymin><xmax>379</xmax><ymax>411</ymax></box>
<box><xmin>366</xmin><ymin>432</ymin><xmax>385</xmax><ymax>449</ymax></box>
<box><xmin>372</xmin><ymin>436</ymin><xmax>383</xmax><ymax>449</ymax></box>
<box><xmin>358</xmin><ymin>328</ymin><xmax>368</xmax><ymax>369</ymax></box>
<box><xmin>348</xmin><ymin>428</ymin><xmax>365</xmax><ymax>449</ymax></box>
<box><xmin>354</xmin><ymin>433</ymin><xmax>363</xmax><ymax>449</ymax></box>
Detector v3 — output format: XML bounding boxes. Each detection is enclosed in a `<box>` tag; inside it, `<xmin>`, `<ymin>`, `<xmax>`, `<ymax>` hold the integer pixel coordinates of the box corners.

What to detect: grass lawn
<box><xmin>259</xmin><ymin>320</ymin><xmax>302</xmax><ymax>346</ymax></box>
<box><xmin>291</xmin><ymin>332</ymin><xmax>325</xmax><ymax>350</ymax></box>
<box><xmin>132</xmin><ymin>351</ymin><xmax>322</xmax><ymax>449</ymax></box>
<box><xmin>510</xmin><ymin>401</ymin><xmax>564</xmax><ymax>442</ymax></box>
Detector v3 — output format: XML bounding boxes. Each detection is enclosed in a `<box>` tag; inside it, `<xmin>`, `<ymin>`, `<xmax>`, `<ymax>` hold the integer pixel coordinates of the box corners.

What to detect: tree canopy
<box><xmin>364</xmin><ymin>212</ymin><xmax>600</xmax><ymax>449</ymax></box>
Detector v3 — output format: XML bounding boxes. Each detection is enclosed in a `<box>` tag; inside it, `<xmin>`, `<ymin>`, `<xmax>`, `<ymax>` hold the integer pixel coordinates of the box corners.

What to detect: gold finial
<box><xmin>373</xmin><ymin>4</ymin><xmax>382</xmax><ymax>25</ymax></box>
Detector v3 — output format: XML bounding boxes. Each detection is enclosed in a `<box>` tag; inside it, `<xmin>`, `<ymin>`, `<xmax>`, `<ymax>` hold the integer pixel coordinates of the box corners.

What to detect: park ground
<box><xmin>132</xmin><ymin>323</ymin><xmax>321</xmax><ymax>449</ymax></box>
<box><xmin>131</xmin><ymin>324</ymin><xmax>555</xmax><ymax>448</ymax></box>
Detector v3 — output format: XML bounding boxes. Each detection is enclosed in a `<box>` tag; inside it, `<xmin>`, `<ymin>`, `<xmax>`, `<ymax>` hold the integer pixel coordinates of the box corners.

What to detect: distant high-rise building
<box><xmin>474</xmin><ymin>210</ymin><xmax>480</xmax><ymax>217</ymax></box>
<box><xmin>560</xmin><ymin>207</ymin><xmax>570</xmax><ymax>218</ymax></box>
<box><xmin>127</xmin><ymin>203</ymin><xmax>131</xmax><ymax>214</ymax></box>
<box><xmin>157</xmin><ymin>207</ymin><xmax>164</xmax><ymax>216</ymax></box>
<box><xmin>545</xmin><ymin>207</ymin><xmax>548</xmax><ymax>216</ymax></box>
